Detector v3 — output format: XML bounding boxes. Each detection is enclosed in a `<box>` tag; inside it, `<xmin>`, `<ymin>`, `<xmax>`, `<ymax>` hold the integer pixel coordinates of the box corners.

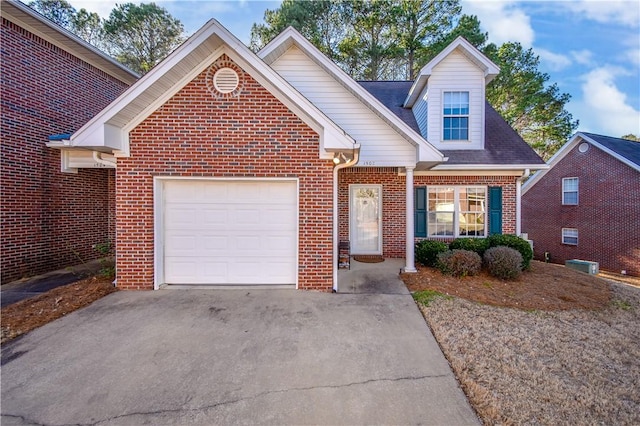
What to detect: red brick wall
<box><xmin>117</xmin><ymin>55</ymin><xmax>333</xmax><ymax>290</ymax></box>
<box><xmin>523</xmin><ymin>143</ymin><xmax>640</xmax><ymax>276</ymax></box>
<box><xmin>0</xmin><ymin>19</ymin><xmax>129</xmax><ymax>283</ymax></box>
<box><xmin>339</xmin><ymin>168</ymin><xmax>517</xmax><ymax>257</ymax></box>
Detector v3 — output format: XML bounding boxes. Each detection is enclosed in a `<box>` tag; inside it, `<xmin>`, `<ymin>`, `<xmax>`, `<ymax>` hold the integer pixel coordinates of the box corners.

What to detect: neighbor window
<box><xmin>562</xmin><ymin>177</ymin><xmax>579</xmax><ymax>205</ymax></box>
<box><xmin>562</xmin><ymin>228</ymin><xmax>578</xmax><ymax>245</ymax></box>
<box><xmin>443</xmin><ymin>91</ymin><xmax>469</xmax><ymax>140</ymax></box>
<box><xmin>423</xmin><ymin>186</ymin><xmax>486</xmax><ymax>237</ymax></box>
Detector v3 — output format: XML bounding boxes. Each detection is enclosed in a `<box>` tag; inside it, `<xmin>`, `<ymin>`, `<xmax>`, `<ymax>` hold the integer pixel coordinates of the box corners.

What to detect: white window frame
<box><xmin>426</xmin><ymin>186</ymin><xmax>487</xmax><ymax>238</ymax></box>
<box><xmin>562</xmin><ymin>177</ymin><xmax>579</xmax><ymax>205</ymax></box>
<box><xmin>443</xmin><ymin>91</ymin><xmax>470</xmax><ymax>141</ymax></box>
<box><xmin>562</xmin><ymin>228</ymin><xmax>578</xmax><ymax>245</ymax></box>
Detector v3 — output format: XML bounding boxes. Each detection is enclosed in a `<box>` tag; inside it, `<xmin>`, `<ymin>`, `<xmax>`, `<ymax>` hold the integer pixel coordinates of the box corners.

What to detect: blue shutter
<box><xmin>415</xmin><ymin>187</ymin><xmax>426</xmax><ymax>238</ymax></box>
<box><xmin>489</xmin><ymin>186</ymin><xmax>502</xmax><ymax>235</ymax></box>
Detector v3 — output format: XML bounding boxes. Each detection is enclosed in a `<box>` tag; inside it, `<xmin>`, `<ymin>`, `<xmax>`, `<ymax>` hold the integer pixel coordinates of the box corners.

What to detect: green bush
<box><xmin>449</xmin><ymin>238</ymin><xmax>489</xmax><ymax>257</ymax></box>
<box><xmin>415</xmin><ymin>239</ymin><xmax>449</xmax><ymax>267</ymax></box>
<box><xmin>436</xmin><ymin>249</ymin><xmax>482</xmax><ymax>277</ymax></box>
<box><xmin>483</xmin><ymin>246</ymin><xmax>523</xmax><ymax>280</ymax></box>
<box><xmin>486</xmin><ymin>234</ymin><xmax>533</xmax><ymax>269</ymax></box>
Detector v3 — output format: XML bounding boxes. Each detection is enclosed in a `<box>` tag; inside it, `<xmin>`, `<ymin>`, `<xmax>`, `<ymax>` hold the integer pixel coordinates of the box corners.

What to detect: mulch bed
<box><xmin>1</xmin><ymin>276</ymin><xmax>117</xmax><ymax>344</ymax></box>
<box><xmin>401</xmin><ymin>260</ymin><xmax>612</xmax><ymax>311</ymax></box>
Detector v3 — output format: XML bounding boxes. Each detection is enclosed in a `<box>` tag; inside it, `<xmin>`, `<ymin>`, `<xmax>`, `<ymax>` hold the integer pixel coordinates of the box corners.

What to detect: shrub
<box><xmin>449</xmin><ymin>237</ymin><xmax>489</xmax><ymax>257</ymax></box>
<box><xmin>415</xmin><ymin>239</ymin><xmax>449</xmax><ymax>267</ymax></box>
<box><xmin>486</xmin><ymin>234</ymin><xmax>533</xmax><ymax>269</ymax></box>
<box><xmin>436</xmin><ymin>249</ymin><xmax>482</xmax><ymax>277</ymax></box>
<box><xmin>484</xmin><ymin>246</ymin><xmax>523</xmax><ymax>280</ymax></box>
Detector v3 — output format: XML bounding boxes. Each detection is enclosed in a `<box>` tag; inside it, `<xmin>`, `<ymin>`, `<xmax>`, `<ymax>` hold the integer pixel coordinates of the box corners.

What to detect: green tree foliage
<box><xmin>393</xmin><ymin>0</ymin><xmax>460</xmax><ymax>79</ymax></box>
<box><xmin>28</xmin><ymin>0</ymin><xmax>76</xmax><ymax>29</ymax></box>
<box><xmin>250</xmin><ymin>0</ymin><xmax>348</xmax><ymax>62</ymax></box>
<box><xmin>103</xmin><ymin>3</ymin><xmax>185</xmax><ymax>74</ymax></box>
<box><xmin>420</xmin><ymin>14</ymin><xmax>489</xmax><ymax>64</ymax></box>
<box><xmin>485</xmin><ymin>42</ymin><xmax>578</xmax><ymax>160</ymax></box>
<box><xmin>71</xmin><ymin>8</ymin><xmax>105</xmax><ymax>49</ymax></box>
<box><xmin>621</xmin><ymin>134</ymin><xmax>640</xmax><ymax>142</ymax></box>
<box><xmin>251</xmin><ymin>0</ymin><xmax>460</xmax><ymax>80</ymax></box>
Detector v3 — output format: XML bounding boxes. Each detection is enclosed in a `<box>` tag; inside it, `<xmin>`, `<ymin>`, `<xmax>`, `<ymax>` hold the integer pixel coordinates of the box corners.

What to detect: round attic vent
<box><xmin>205</xmin><ymin>57</ymin><xmax>244</xmax><ymax>99</ymax></box>
<box><xmin>213</xmin><ymin>68</ymin><xmax>239</xmax><ymax>94</ymax></box>
<box><xmin>578</xmin><ymin>142</ymin><xmax>589</xmax><ymax>153</ymax></box>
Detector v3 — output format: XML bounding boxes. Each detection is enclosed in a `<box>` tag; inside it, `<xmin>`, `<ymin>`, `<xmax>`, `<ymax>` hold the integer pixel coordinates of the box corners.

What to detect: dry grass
<box><xmin>403</xmin><ymin>262</ymin><xmax>640</xmax><ymax>425</ymax></box>
<box><xmin>1</xmin><ymin>276</ymin><xmax>117</xmax><ymax>344</ymax></box>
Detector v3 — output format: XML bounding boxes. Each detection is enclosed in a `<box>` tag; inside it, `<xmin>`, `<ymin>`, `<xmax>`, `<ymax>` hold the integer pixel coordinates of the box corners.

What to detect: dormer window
<box><xmin>443</xmin><ymin>91</ymin><xmax>469</xmax><ymax>140</ymax></box>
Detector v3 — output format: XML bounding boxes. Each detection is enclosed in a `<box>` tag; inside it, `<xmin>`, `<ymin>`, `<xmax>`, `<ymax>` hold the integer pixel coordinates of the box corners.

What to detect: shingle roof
<box><xmin>358</xmin><ymin>81</ymin><xmax>545</xmax><ymax>166</ymax></box>
<box><xmin>580</xmin><ymin>132</ymin><xmax>640</xmax><ymax>169</ymax></box>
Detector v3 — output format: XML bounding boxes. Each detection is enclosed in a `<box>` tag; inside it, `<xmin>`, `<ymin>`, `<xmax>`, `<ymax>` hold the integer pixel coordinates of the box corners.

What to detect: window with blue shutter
<box><xmin>415</xmin><ymin>187</ymin><xmax>427</xmax><ymax>238</ymax></box>
<box><xmin>488</xmin><ymin>186</ymin><xmax>502</xmax><ymax>235</ymax></box>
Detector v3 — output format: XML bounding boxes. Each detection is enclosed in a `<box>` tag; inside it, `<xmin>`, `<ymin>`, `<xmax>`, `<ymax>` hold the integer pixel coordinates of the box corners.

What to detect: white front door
<box><xmin>349</xmin><ymin>185</ymin><xmax>382</xmax><ymax>254</ymax></box>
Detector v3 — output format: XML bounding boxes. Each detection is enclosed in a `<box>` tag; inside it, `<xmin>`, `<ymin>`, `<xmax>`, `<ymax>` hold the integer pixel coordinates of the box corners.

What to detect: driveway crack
<box><xmin>12</xmin><ymin>373</ymin><xmax>448</xmax><ymax>426</ymax></box>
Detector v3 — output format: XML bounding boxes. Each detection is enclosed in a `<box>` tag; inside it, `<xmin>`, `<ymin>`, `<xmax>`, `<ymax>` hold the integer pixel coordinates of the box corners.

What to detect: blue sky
<box><xmin>68</xmin><ymin>0</ymin><xmax>640</xmax><ymax>138</ymax></box>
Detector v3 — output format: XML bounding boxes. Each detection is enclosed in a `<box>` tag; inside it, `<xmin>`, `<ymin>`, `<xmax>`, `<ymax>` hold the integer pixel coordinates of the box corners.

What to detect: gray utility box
<box><xmin>565</xmin><ymin>259</ymin><xmax>599</xmax><ymax>275</ymax></box>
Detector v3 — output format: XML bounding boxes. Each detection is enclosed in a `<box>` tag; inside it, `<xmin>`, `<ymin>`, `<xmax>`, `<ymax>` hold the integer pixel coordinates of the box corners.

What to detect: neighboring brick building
<box><xmin>522</xmin><ymin>132</ymin><xmax>640</xmax><ymax>277</ymax></box>
<box><xmin>51</xmin><ymin>22</ymin><xmax>546</xmax><ymax>292</ymax></box>
<box><xmin>0</xmin><ymin>1</ymin><xmax>137</xmax><ymax>284</ymax></box>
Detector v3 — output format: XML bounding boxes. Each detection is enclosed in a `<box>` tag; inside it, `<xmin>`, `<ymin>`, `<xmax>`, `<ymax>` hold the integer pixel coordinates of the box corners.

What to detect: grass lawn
<box><xmin>402</xmin><ymin>261</ymin><xmax>640</xmax><ymax>425</ymax></box>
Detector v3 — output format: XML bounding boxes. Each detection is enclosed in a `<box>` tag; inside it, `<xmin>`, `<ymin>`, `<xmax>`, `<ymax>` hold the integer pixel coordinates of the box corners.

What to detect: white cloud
<box><xmin>461</xmin><ymin>0</ymin><xmax>535</xmax><ymax>47</ymax></box>
<box><xmin>570</xmin><ymin>49</ymin><xmax>594</xmax><ymax>66</ymax></box>
<box><xmin>624</xmin><ymin>48</ymin><xmax>640</xmax><ymax>68</ymax></box>
<box><xmin>69</xmin><ymin>1</ymin><xmax>118</xmax><ymax>18</ymax></box>
<box><xmin>563</xmin><ymin>0</ymin><xmax>640</xmax><ymax>28</ymax></box>
<box><xmin>537</xmin><ymin>48</ymin><xmax>571</xmax><ymax>71</ymax></box>
<box><xmin>578</xmin><ymin>67</ymin><xmax>640</xmax><ymax>135</ymax></box>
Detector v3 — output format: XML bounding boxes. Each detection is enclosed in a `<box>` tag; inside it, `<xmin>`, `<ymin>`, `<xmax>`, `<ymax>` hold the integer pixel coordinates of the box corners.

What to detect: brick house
<box><xmin>0</xmin><ymin>1</ymin><xmax>138</xmax><ymax>284</ymax></box>
<box><xmin>522</xmin><ymin>132</ymin><xmax>640</xmax><ymax>277</ymax></box>
<box><xmin>50</xmin><ymin>20</ymin><xmax>546</xmax><ymax>291</ymax></box>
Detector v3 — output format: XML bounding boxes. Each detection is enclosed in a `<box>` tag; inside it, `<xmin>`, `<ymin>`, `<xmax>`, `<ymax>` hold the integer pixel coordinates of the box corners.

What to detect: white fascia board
<box><xmin>431</xmin><ymin>163</ymin><xmax>549</xmax><ymax>171</ymax></box>
<box><xmin>258</xmin><ymin>27</ymin><xmax>444</xmax><ymax>163</ymax></box>
<box><xmin>406</xmin><ymin>36</ymin><xmax>500</xmax><ymax>107</ymax></box>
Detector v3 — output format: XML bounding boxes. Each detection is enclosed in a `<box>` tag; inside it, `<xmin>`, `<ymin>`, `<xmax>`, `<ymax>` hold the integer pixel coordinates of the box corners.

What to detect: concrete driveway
<box><xmin>1</xmin><ymin>271</ymin><xmax>478</xmax><ymax>425</ymax></box>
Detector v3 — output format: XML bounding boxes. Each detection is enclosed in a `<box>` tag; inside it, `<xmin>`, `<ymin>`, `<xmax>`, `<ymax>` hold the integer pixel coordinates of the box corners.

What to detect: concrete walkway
<box><xmin>1</xmin><ymin>262</ymin><xmax>479</xmax><ymax>425</ymax></box>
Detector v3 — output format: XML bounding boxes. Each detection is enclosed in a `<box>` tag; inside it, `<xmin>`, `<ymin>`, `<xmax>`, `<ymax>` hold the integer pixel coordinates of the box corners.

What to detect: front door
<box><xmin>349</xmin><ymin>185</ymin><xmax>382</xmax><ymax>254</ymax></box>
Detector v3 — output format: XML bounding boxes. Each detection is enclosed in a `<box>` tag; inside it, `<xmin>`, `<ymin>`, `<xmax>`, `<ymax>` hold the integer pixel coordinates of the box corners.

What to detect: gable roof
<box><xmin>404</xmin><ymin>36</ymin><xmax>500</xmax><ymax>108</ymax></box>
<box><xmin>65</xmin><ymin>19</ymin><xmax>356</xmax><ymax>157</ymax></box>
<box><xmin>259</xmin><ymin>27</ymin><xmax>445</xmax><ymax>165</ymax></box>
<box><xmin>522</xmin><ymin>132</ymin><xmax>640</xmax><ymax>193</ymax></box>
<box><xmin>361</xmin><ymin>81</ymin><xmax>546</xmax><ymax>170</ymax></box>
<box><xmin>1</xmin><ymin>0</ymin><xmax>138</xmax><ymax>85</ymax></box>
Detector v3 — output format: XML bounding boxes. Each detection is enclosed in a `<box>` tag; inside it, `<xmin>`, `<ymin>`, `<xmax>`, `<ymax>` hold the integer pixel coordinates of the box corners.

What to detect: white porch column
<box><xmin>404</xmin><ymin>166</ymin><xmax>417</xmax><ymax>273</ymax></box>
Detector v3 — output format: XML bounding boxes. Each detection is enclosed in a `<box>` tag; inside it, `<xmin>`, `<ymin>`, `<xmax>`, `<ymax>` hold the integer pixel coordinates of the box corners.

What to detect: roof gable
<box><xmin>1</xmin><ymin>0</ymin><xmax>138</xmax><ymax>85</ymax></box>
<box><xmin>404</xmin><ymin>37</ymin><xmax>499</xmax><ymax>108</ymax></box>
<box><xmin>523</xmin><ymin>132</ymin><xmax>640</xmax><ymax>193</ymax></box>
<box><xmin>67</xmin><ymin>19</ymin><xmax>355</xmax><ymax>157</ymax></box>
<box><xmin>259</xmin><ymin>27</ymin><xmax>444</xmax><ymax>166</ymax></box>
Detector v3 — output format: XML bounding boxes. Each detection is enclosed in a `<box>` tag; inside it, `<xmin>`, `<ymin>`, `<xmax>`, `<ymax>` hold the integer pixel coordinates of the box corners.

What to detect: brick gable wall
<box><xmin>1</xmin><ymin>19</ymin><xmax>129</xmax><ymax>283</ymax></box>
<box><xmin>523</xmin><ymin>144</ymin><xmax>640</xmax><ymax>276</ymax></box>
<box><xmin>339</xmin><ymin>168</ymin><xmax>517</xmax><ymax>257</ymax></box>
<box><xmin>117</xmin><ymin>55</ymin><xmax>334</xmax><ymax>290</ymax></box>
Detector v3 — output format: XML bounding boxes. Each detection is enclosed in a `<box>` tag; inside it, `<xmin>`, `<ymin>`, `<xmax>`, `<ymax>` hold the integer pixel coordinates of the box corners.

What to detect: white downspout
<box><xmin>516</xmin><ymin>168</ymin><xmax>530</xmax><ymax>236</ymax></box>
<box><xmin>332</xmin><ymin>146</ymin><xmax>360</xmax><ymax>292</ymax></box>
<box><xmin>92</xmin><ymin>151</ymin><xmax>116</xmax><ymax>168</ymax></box>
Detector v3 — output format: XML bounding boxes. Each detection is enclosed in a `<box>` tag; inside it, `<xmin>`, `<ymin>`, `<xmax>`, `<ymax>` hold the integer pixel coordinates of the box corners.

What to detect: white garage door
<box><xmin>162</xmin><ymin>180</ymin><xmax>297</xmax><ymax>286</ymax></box>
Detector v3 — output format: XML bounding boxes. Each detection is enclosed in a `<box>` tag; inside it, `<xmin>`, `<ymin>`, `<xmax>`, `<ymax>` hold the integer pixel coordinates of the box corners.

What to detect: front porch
<box><xmin>338</xmin><ymin>258</ymin><xmax>409</xmax><ymax>295</ymax></box>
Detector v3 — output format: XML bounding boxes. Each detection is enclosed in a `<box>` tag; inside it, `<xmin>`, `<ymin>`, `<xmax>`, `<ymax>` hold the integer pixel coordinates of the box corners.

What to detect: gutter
<box><xmin>332</xmin><ymin>145</ymin><xmax>360</xmax><ymax>292</ymax></box>
<box><xmin>516</xmin><ymin>168</ymin><xmax>530</xmax><ymax>236</ymax></box>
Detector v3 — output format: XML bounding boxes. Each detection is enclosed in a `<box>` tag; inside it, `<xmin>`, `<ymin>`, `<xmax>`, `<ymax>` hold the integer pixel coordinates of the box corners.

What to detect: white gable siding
<box><xmin>421</xmin><ymin>50</ymin><xmax>485</xmax><ymax>150</ymax></box>
<box><xmin>271</xmin><ymin>46</ymin><xmax>416</xmax><ymax>166</ymax></box>
<box><xmin>413</xmin><ymin>89</ymin><xmax>428</xmax><ymax>137</ymax></box>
